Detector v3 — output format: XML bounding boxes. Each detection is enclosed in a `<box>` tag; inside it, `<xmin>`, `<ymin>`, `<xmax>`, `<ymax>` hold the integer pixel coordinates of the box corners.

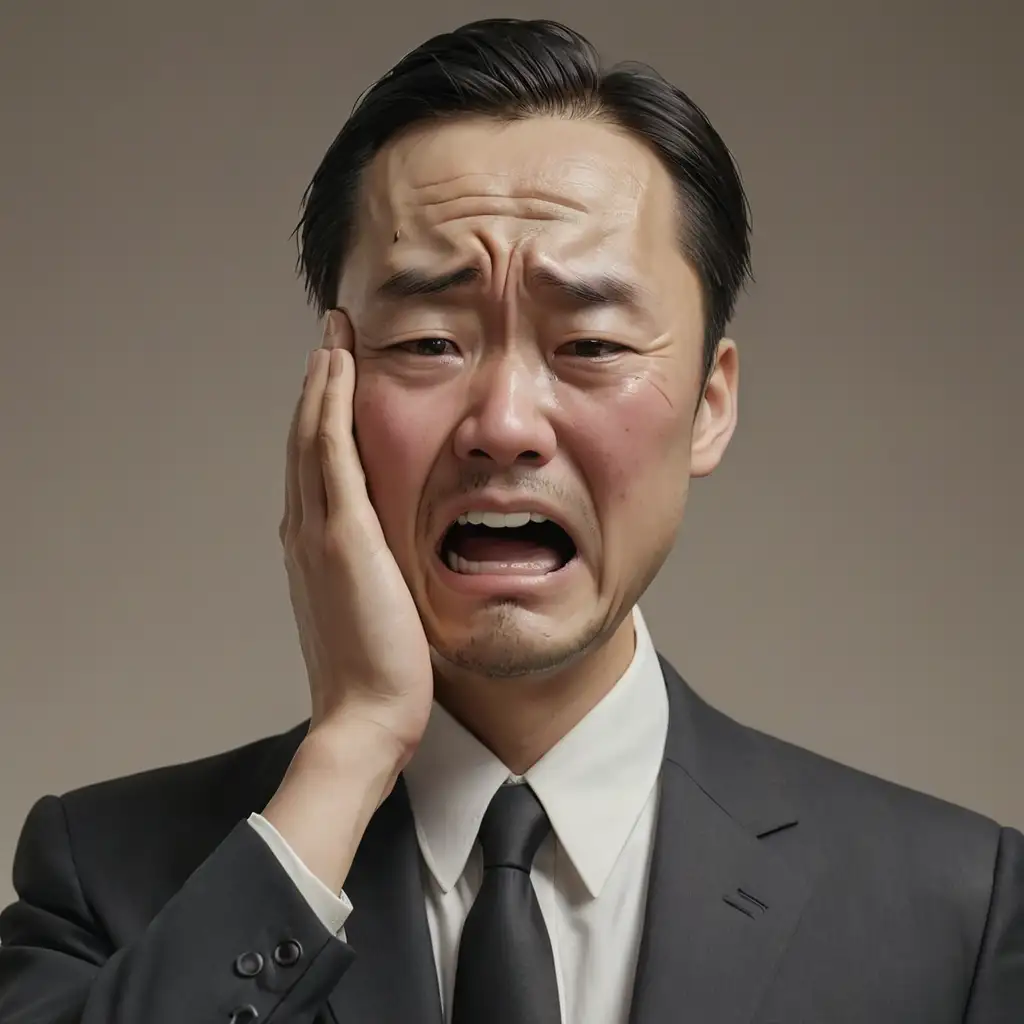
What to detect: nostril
<box><xmin>466</xmin><ymin>449</ymin><xmax>541</xmax><ymax>460</ymax></box>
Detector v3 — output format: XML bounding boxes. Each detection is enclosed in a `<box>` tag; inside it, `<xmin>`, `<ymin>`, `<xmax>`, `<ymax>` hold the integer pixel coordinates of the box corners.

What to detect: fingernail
<box><xmin>321</xmin><ymin>310</ymin><xmax>336</xmax><ymax>347</ymax></box>
<box><xmin>305</xmin><ymin>348</ymin><xmax>317</xmax><ymax>376</ymax></box>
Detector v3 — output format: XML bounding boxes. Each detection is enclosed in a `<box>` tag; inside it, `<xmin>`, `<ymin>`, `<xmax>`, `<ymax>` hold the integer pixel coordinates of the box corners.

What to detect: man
<box><xmin>0</xmin><ymin>16</ymin><xmax>1020</xmax><ymax>1024</ymax></box>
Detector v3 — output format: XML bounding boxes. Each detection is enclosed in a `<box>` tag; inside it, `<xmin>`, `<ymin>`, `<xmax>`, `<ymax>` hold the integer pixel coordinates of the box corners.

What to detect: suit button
<box><xmin>229</xmin><ymin>1005</ymin><xmax>259</xmax><ymax>1023</ymax></box>
<box><xmin>273</xmin><ymin>939</ymin><xmax>303</xmax><ymax>967</ymax></box>
<box><xmin>233</xmin><ymin>951</ymin><xmax>264</xmax><ymax>978</ymax></box>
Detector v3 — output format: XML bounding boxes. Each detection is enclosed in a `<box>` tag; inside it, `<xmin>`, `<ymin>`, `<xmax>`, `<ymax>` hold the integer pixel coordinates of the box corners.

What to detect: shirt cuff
<box><xmin>247</xmin><ymin>812</ymin><xmax>353</xmax><ymax>936</ymax></box>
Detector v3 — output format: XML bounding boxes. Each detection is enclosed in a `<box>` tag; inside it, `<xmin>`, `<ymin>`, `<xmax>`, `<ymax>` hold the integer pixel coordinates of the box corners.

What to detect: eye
<box><xmin>562</xmin><ymin>339</ymin><xmax>628</xmax><ymax>359</ymax></box>
<box><xmin>396</xmin><ymin>337</ymin><xmax>458</xmax><ymax>357</ymax></box>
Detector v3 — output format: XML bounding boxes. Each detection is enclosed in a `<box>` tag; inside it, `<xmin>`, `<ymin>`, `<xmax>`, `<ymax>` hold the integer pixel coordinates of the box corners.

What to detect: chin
<box><xmin>427</xmin><ymin>602</ymin><xmax>607</xmax><ymax>680</ymax></box>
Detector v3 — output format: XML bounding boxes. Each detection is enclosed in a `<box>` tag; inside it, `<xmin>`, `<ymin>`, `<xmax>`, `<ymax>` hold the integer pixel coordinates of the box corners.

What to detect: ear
<box><xmin>322</xmin><ymin>307</ymin><xmax>355</xmax><ymax>351</ymax></box>
<box><xmin>690</xmin><ymin>338</ymin><xmax>739</xmax><ymax>478</ymax></box>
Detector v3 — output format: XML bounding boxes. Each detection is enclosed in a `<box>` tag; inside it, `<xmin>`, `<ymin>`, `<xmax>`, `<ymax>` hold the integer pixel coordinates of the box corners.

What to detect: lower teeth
<box><xmin>445</xmin><ymin>550</ymin><xmax>556</xmax><ymax>575</ymax></box>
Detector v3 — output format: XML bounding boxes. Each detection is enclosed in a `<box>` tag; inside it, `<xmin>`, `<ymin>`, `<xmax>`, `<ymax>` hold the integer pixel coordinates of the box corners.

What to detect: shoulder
<box><xmin>737</xmin><ymin>711</ymin><xmax>1005</xmax><ymax>898</ymax></box>
<box><xmin>667</xmin><ymin>667</ymin><xmax>1005</xmax><ymax>894</ymax></box>
<box><xmin>55</xmin><ymin>722</ymin><xmax>306</xmax><ymax>862</ymax></box>
<box><xmin>748</xmin><ymin>718</ymin><xmax>999</xmax><ymax>838</ymax></box>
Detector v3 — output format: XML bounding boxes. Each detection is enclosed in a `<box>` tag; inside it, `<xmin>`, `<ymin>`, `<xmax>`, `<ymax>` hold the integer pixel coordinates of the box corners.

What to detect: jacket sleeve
<box><xmin>0</xmin><ymin>795</ymin><xmax>357</xmax><ymax>1023</ymax></box>
<box><xmin>963</xmin><ymin>825</ymin><xmax>1024</xmax><ymax>1023</ymax></box>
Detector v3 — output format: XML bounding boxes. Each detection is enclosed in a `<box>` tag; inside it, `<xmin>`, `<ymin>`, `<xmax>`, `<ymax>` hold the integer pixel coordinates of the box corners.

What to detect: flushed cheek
<box><xmin>564</xmin><ymin>381</ymin><xmax>691</xmax><ymax>562</ymax></box>
<box><xmin>352</xmin><ymin>376</ymin><xmax>449</xmax><ymax>553</ymax></box>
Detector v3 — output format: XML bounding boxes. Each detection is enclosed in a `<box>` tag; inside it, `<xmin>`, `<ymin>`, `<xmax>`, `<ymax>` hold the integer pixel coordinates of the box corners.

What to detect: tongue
<box><xmin>453</xmin><ymin>534</ymin><xmax>563</xmax><ymax>573</ymax></box>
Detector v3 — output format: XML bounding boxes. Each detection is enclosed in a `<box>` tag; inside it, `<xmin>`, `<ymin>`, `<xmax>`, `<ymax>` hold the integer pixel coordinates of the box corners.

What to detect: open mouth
<box><xmin>438</xmin><ymin>512</ymin><xmax>578</xmax><ymax>576</ymax></box>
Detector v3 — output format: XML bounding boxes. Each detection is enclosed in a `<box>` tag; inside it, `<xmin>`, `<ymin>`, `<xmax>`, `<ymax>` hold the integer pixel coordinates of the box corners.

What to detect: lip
<box><xmin>432</xmin><ymin>493</ymin><xmax>580</xmax><ymax>556</ymax></box>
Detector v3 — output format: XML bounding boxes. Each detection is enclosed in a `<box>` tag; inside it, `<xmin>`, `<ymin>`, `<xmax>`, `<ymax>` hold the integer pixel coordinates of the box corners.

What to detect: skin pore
<box><xmin>333</xmin><ymin>115</ymin><xmax>739</xmax><ymax>773</ymax></box>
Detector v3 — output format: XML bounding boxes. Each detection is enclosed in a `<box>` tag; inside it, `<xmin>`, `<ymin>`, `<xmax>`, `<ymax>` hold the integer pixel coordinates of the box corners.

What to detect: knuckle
<box><xmin>284</xmin><ymin>529</ymin><xmax>317</xmax><ymax>569</ymax></box>
<box><xmin>317</xmin><ymin>434</ymin><xmax>342</xmax><ymax>468</ymax></box>
<box><xmin>282</xmin><ymin>532</ymin><xmax>304</xmax><ymax>563</ymax></box>
<box><xmin>281</xmin><ymin>535</ymin><xmax>300</xmax><ymax>565</ymax></box>
<box><xmin>317</xmin><ymin>424</ymin><xmax>338</xmax><ymax>455</ymax></box>
<box><xmin>280</xmin><ymin>520</ymin><xmax>295</xmax><ymax>550</ymax></box>
<box><xmin>320</xmin><ymin>524</ymin><xmax>347</xmax><ymax>561</ymax></box>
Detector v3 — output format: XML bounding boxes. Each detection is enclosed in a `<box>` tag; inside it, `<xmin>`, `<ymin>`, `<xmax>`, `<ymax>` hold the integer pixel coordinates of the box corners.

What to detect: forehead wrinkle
<box><xmin>351</xmin><ymin>118</ymin><xmax>683</xmax><ymax>307</ymax></box>
<box><xmin>422</xmin><ymin>197</ymin><xmax>584</xmax><ymax>229</ymax></box>
<box><xmin>366</xmin><ymin>124</ymin><xmax>656</xmax><ymax>231</ymax></box>
<box><xmin>407</xmin><ymin>177</ymin><xmax>592</xmax><ymax>217</ymax></box>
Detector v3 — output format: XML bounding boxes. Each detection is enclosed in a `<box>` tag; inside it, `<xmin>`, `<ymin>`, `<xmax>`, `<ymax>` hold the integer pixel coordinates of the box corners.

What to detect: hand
<box><xmin>279</xmin><ymin>311</ymin><xmax>434</xmax><ymax>769</ymax></box>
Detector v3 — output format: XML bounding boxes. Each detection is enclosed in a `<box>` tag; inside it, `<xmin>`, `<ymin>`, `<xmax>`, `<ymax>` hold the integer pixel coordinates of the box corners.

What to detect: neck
<box><xmin>433</xmin><ymin>614</ymin><xmax>637</xmax><ymax>775</ymax></box>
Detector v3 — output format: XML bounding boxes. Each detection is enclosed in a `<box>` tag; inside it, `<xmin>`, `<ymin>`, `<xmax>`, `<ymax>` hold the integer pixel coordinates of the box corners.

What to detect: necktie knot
<box><xmin>478</xmin><ymin>783</ymin><xmax>550</xmax><ymax>872</ymax></box>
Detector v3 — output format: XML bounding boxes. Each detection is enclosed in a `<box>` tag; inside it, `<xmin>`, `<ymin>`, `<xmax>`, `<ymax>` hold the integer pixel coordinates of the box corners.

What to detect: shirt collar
<box><xmin>402</xmin><ymin>606</ymin><xmax>668</xmax><ymax>899</ymax></box>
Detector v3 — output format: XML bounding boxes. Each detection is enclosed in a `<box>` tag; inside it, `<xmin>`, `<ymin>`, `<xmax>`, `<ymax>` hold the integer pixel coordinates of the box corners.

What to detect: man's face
<box><xmin>336</xmin><ymin>115</ymin><xmax>738</xmax><ymax>678</ymax></box>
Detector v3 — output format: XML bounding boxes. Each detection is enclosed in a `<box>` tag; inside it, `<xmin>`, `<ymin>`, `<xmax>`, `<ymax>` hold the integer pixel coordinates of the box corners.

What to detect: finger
<box><xmin>280</xmin><ymin>365</ymin><xmax>307</xmax><ymax>543</ymax></box>
<box><xmin>297</xmin><ymin>336</ymin><xmax>333</xmax><ymax>532</ymax></box>
<box><xmin>321</xmin><ymin>348</ymin><xmax>364</xmax><ymax>518</ymax></box>
<box><xmin>322</xmin><ymin>307</ymin><xmax>353</xmax><ymax>354</ymax></box>
<box><xmin>318</xmin><ymin>313</ymin><xmax>365</xmax><ymax>518</ymax></box>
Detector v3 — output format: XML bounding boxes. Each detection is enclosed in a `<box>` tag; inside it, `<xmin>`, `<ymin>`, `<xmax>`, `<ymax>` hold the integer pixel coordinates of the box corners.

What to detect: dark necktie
<box><xmin>451</xmin><ymin>782</ymin><xmax>561</xmax><ymax>1024</ymax></box>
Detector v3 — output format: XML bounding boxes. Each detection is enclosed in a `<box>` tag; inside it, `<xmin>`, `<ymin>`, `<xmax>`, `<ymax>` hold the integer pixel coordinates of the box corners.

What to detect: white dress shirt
<box><xmin>249</xmin><ymin>605</ymin><xmax>669</xmax><ymax>1024</ymax></box>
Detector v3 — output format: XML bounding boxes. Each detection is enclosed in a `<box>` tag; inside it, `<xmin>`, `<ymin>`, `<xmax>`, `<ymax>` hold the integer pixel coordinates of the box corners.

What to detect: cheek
<box><xmin>352</xmin><ymin>375</ymin><xmax>446</xmax><ymax>535</ymax></box>
<box><xmin>565</xmin><ymin>377</ymin><xmax>693</xmax><ymax>533</ymax></box>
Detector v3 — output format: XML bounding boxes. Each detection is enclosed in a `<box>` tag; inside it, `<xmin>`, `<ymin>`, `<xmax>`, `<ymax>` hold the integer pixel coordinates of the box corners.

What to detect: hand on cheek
<box><xmin>322</xmin><ymin>308</ymin><xmax>355</xmax><ymax>353</ymax></box>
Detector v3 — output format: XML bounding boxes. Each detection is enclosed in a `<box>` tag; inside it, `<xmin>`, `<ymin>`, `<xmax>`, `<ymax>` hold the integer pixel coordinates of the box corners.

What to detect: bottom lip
<box><xmin>433</xmin><ymin>550</ymin><xmax>582</xmax><ymax>597</ymax></box>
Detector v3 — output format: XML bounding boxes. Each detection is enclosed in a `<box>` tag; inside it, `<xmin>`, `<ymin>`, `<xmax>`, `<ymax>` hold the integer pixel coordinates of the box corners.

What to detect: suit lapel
<box><xmin>629</xmin><ymin>661</ymin><xmax>819</xmax><ymax>1024</ymax></box>
<box><xmin>328</xmin><ymin>776</ymin><xmax>442</xmax><ymax>1024</ymax></box>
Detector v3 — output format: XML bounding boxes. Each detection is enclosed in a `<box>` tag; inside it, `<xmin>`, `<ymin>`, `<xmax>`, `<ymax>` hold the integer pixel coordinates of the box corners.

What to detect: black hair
<box><xmin>296</xmin><ymin>18</ymin><xmax>752</xmax><ymax>378</ymax></box>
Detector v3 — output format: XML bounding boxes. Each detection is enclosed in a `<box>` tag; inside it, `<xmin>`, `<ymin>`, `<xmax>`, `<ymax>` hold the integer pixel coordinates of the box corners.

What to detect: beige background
<box><xmin>1</xmin><ymin>1</ymin><xmax>1021</xmax><ymax>910</ymax></box>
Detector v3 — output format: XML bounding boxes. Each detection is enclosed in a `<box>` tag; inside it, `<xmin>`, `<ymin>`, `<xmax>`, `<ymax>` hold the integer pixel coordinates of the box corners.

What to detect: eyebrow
<box><xmin>528</xmin><ymin>266</ymin><xmax>644</xmax><ymax>307</ymax></box>
<box><xmin>373</xmin><ymin>264</ymin><xmax>646</xmax><ymax>308</ymax></box>
<box><xmin>375</xmin><ymin>266</ymin><xmax>482</xmax><ymax>299</ymax></box>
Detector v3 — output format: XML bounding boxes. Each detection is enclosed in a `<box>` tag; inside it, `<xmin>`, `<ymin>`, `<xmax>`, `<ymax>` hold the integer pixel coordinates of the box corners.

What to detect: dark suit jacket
<box><xmin>1</xmin><ymin>660</ymin><xmax>1022</xmax><ymax>1023</ymax></box>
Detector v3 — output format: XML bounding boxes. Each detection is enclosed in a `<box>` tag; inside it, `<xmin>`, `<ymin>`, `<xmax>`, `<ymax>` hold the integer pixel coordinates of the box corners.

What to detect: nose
<box><xmin>451</xmin><ymin>352</ymin><xmax>557</xmax><ymax>468</ymax></box>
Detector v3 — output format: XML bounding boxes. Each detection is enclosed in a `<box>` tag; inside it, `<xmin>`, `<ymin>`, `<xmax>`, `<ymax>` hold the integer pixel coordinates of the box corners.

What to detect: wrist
<box><xmin>299</xmin><ymin>715</ymin><xmax>408</xmax><ymax>802</ymax></box>
<box><xmin>309</xmin><ymin>698</ymin><xmax>427</xmax><ymax>774</ymax></box>
<box><xmin>261</xmin><ymin>714</ymin><xmax>412</xmax><ymax>894</ymax></box>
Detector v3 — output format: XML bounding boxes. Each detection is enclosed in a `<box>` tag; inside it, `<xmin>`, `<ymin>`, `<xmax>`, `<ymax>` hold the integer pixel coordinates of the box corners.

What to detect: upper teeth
<box><xmin>456</xmin><ymin>510</ymin><xmax>549</xmax><ymax>528</ymax></box>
